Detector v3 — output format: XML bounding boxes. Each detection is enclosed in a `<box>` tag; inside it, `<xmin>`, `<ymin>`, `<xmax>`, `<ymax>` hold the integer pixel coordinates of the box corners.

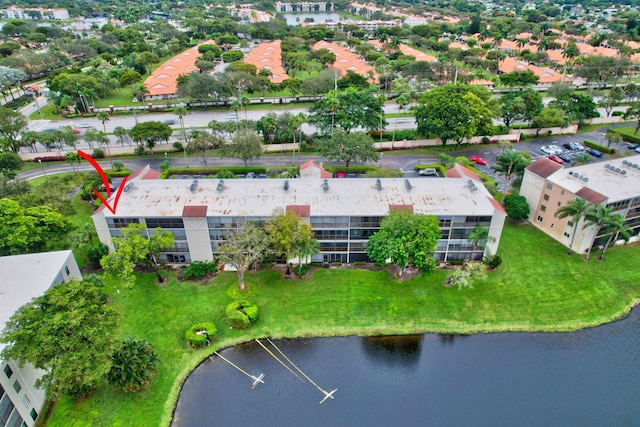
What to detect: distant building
<box><xmin>521</xmin><ymin>156</ymin><xmax>640</xmax><ymax>253</ymax></box>
<box><xmin>92</xmin><ymin>162</ymin><xmax>506</xmax><ymax>265</ymax></box>
<box><xmin>1</xmin><ymin>6</ymin><xmax>69</xmax><ymax>20</ymax></box>
<box><xmin>0</xmin><ymin>251</ymin><xmax>81</xmax><ymax>427</ymax></box>
<box><xmin>275</xmin><ymin>2</ymin><xmax>334</xmax><ymax>12</ymax></box>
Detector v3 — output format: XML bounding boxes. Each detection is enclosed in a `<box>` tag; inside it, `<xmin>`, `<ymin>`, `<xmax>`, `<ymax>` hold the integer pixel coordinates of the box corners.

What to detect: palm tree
<box><xmin>96</xmin><ymin>111</ymin><xmax>110</xmax><ymax>133</ymax></box>
<box><xmin>293</xmin><ymin>238</ymin><xmax>320</xmax><ymax>274</ymax></box>
<box><xmin>114</xmin><ymin>126</ymin><xmax>131</xmax><ymax>147</ymax></box>
<box><xmin>597</xmin><ymin>214</ymin><xmax>632</xmax><ymax>261</ymax></box>
<box><xmin>582</xmin><ymin>205</ymin><xmax>616</xmax><ymax>261</ymax></box>
<box><xmin>556</xmin><ymin>198</ymin><xmax>590</xmax><ymax>255</ymax></box>
<box><xmin>230</xmin><ymin>99</ymin><xmax>241</xmax><ymax>123</ymax></box>
<box><xmin>174</xmin><ymin>106</ymin><xmax>188</xmax><ymax>145</ymax></box>
<box><xmin>107</xmin><ymin>337</ymin><xmax>160</xmax><ymax>392</ymax></box>
<box><xmin>468</xmin><ymin>225</ymin><xmax>495</xmax><ymax>253</ymax></box>
<box><xmin>491</xmin><ymin>150</ymin><xmax>531</xmax><ymax>194</ymax></box>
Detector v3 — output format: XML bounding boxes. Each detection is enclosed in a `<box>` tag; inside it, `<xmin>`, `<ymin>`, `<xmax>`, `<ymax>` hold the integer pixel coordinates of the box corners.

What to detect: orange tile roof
<box><xmin>144</xmin><ymin>41</ymin><xmax>216</xmax><ymax>97</ymax></box>
<box><xmin>368</xmin><ymin>40</ymin><xmax>437</xmax><ymax>62</ymax></box>
<box><xmin>311</xmin><ymin>41</ymin><xmax>378</xmax><ymax>82</ymax></box>
<box><xmin>546</xmin><ymin>49</ymin><xmax>567</xmax><ymax>65</ymax></box>
<box><xmin>498</xmin><ymin>57</ymin><xmax>563</xmax><ymax>84</ymax></box>
<box><xmin>243</xmin><ymin>40</ymin><xmax>287</xmax><ymax>84</ymax></box>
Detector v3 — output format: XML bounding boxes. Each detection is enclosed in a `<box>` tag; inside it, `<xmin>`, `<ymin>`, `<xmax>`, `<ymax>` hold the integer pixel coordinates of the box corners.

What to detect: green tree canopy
<box><xmin>531</xmin><ymin>107</ymin><xmax>566</xmax><ymax>135</ymax></box>
<box><xmin>414</xmin><ymin>83</ymin><xmax>493</xmax><ymax>146</ymax></box>
<box><xmin>219</xmin><ymin>128</ymin><xmax>263</xmax><ymax>167</ymax></box>
<box><xmin>0</xmin><ymin>106</ymin><xmax>28</xmax><ymax>153</ymax></box>
<box><xmin>499</xmin><ymin>70</ymin><xmax>540</xmax><ymax>86</ymax></box>
<box><xmin>549</xmin><ymin>92</ymin><xmax>599</xmax><ymax>124</ymax></box>
<box><xmin>100</xmin><ymin>223</ymin><xmax>175</xmax><ymax>288</ymax></box>
<box><xmin>265</xmin><ymin>211</ymin><xmax>317</xmax><ymax>263</ymax></box>
<box><xmin>308</xmin><ymin>87</ymin><xmax>385</xmax><ymax>134</ymax></box>
<box><xmin>503</xmin><ymin>194</ymin><xmax>530</xmax><ymax>221</ymax></box>
<box><xmin>0</xmin><ymin>151</ymin><xmax>21</xmax><ymax>178</ymax></box>
<box><xmin>217</xmin><ymin>222</ymin><xmax>269</xmax><ymax>290</ymax></box>
<box><xmin>366</xmin><ymin>210</ymin><xmax>440</xmax><ymax>276</ymax></box>
<box><xmin>130</xmin><ymin>121</ymin><xmax>173</xmax><ymax>153</ymax></box>
<box><xmin>316</xmin><ymin>129</ymin><xmax>379</xmax><ymax>168</ymax></box>
<box><xmin>0</xmin><ymin>276</ymin><xmax>121</xmax><ymax>398</ymax></box>
<box><xmin>0</xmin><ymin>198</ymin><xmax>76</xmax><ymax>256</ymax></box>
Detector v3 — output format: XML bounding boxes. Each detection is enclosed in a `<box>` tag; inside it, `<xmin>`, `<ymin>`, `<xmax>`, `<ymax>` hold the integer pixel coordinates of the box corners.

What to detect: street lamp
<box><xmin>379</xmin><ymin>152</ymin><xmax>383</xmax><ymax>168</ymax></box>
<box><xmin>38</xmin><ymin>159</ymin><xmax>46</xmax><ymax>176</ymax></box>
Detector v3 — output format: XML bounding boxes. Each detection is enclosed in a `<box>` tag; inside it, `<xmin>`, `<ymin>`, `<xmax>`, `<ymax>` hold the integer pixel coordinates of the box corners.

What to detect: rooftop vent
<box><xmin>123</xmin><ymin>182</ymin><xmax>134</xmax><ymax>192</ymax></box>
<box><xmin>634</xmin><ymin>164</ymin><xmax>639</xmax><ymax>169</ymax></box>
<box><xmin>189</xmin><ymin>179</ymin><xmax>198</xmax><ymax>192</ymax></box>
<box><xmin>284</xmin><ymin>180</ymin><xmax>289</xmax><ymax>191</ymax></box>
<box><xmin>404</xmin><ymin>179</ymin><xmax>412</xmax><ymax>190</ymax></box>
<box><xmin>376</xmin><ymin>179</ymin><xmax>382</xmax><ymax>191</ymax></box>
<box><xmin>216</xmin><ymin>179</ymin><xmax>224</xmax><ymax>192</ymax></box>
<box><xmin>323</xmin><ymin>179</ymin><xmax>329</xmax><ymax>192</ymax></box>
<box><xmin>468</xmin><ymin>179</ymin><xmax>477</xmax><ymax>192</ymax></box>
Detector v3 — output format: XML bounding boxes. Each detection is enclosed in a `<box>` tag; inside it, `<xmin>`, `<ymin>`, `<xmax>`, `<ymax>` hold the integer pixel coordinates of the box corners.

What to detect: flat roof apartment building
<box><xmin>93</xmin><ymin>162</ymin><xmax>506</xmax><ymax>265</ymax></box>
<box><xmin>0</xmin><ymin>251</ymin><xmax>81</xmax><ymax>427</ymax></box>
<box><xmin>521</xmin><ymin>155</ymin><xmax>640</xmax><ymax>253</ymax></box>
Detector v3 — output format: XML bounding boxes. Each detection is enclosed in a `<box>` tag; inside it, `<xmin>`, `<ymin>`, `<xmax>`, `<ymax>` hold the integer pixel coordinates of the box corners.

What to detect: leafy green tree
<box><xmin>308</xmin><ymin>88</ymin><xmax>385</xmax><ymax>134</ymax></box>
<box><xmin>219</xmin><ymin>128</ymin><xmax>262</xmax><ymax>167</ymax></box>
<box><xmin>549</xmin><ymin>92</ymin><xmax>599</xmax><ymax>125</ymax></box>
<box><xmin>491</xmin><ymin>149</ymin><xmax>531</xmax><ymax>192</ymax></box>
<box><xmin>519</xmin><ymin>87</ymin><xmax>544</xmax><ymax>124</ymax></box>
<box><xmin>221</xmin><ymin>50</ymin><xmax>244</xmax><ymax>63</ymax></box>
<box><xmin>316</xmin><ymin>129</ymin><xmax>379</xmax><ymax>168</ymax></box>
<box><xmin>437</xmin><ymin>153</ymin><xmax>454</xmax><ymax>168</ymax></box>
<box><xmin>414</xmin><ymin>83</ymin><xmax>493</xmax><ymax>146</ymax></box>
<box><xmin>499</xmin><ymin>92</ymin><xmax>526</xmax><ymax>128</ymax></box>
<box><xmin>265</xmin><ymin>211</ymin><xmax>317</xmax><ymax>264</ymax></box>
<box><xmin>0</xmin><ymin>152</ymin><xmax>21</xmax><ymax>178</ymax></box>
<box><xmin>101</xmin><ymin>224</ymin><xmax>175</xmax><ymax>288</ymax></box>
<box><xmin>65</xmin><ymin>152</ymin><xmax>82</xmax><ymax>173</ymax></box>
<box><xmin>366</xmin><ymin>210</ymin><xmax>440</xmax><ymax>276</ymax></box>
<box><xmin>0</xmin><ymin>198</ymin><xmax>76</xmax><ymax>256</ymax></box>
<box><xmin>119</xmin><ymin>70</ymin><xmax>142</xmax><ymax>88</ymax></box>
<box><xmin>130</xmin><ymin>121</ymin><xmax>173</xmax><ymax>153</ymax></box>
<box><xmin>503</xmin><ymin>194</ymin><xmax>530</xmax><ymax>221</ymax></box>
<box><xmin>0</xmin><ymin>276</ymin><xmax>120</xmax><ymax>399</ymax></box>
<box><xmin>107</xmin><ymin>337</ymin><xmax>160</xmax><ymax>392</ymax></box>
<box><xmin>531</xmin><ymin>107</ymin><xmax>566</xmax><ymax>136</ymax></box>
<box><xmin>0</xmin><ymin>173</ymin><xmax>29</xmax><ymax>199</ymax></box>
<box><xmin>557</xmin><ymin>198</ymin><xmax>591</xmax><ymax>255</ymax></box>
<box><xmin>0</xmin><ymin>106</ymin><xmax>28</xmax><ymax>152</ymax></box>
<box><xmin>599</xmin><ymin>87</ymin><xmax>624</xmax><ymax>117</ymax></box>
<box><xmin>217</xmin><ymin>222</ymin><xmax>269</xmax><ymax>290</ymax></box>
<box><xmin>187</xmin><ymin>130</ymin><xmax>223</xmax><ymax>166</ymax></box>
<box><xmin>623</xmin><ymin>102</ymin><xmax>640</xmax><ymax>135</ymax></box>
<box><xmin>499</xmin><ymin>70</ymin><xmax>540</xmax><ymax>87</ymax></box>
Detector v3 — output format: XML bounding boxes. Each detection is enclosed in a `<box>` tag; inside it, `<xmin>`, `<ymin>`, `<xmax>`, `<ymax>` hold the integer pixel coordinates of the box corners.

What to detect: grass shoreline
<box><xmin>46</xmin><ymin>222</ymin><xmax>640</xmax><ymax>427</ymax></box>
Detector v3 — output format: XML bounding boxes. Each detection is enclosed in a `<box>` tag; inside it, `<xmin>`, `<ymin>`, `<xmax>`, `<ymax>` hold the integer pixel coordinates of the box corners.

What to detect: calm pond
<box><xmin>172</xmin><ymin>309</ymin><xmax>640</xmax><ymax>426</ymax></box>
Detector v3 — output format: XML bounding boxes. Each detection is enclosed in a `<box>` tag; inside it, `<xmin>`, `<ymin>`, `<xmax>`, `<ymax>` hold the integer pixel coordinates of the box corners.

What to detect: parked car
<box><xmin>563</xmin><ymin>142</ymin><xmax>584</xmax><ymax>151</ymax></box>
<box><xmin>418</xmin><ymin>168</ymin><xmax>439</xmax><ymax>177</ymax></box>
<box><xmin>635</xmin><ymin>147</ymin><xmax>640</xmax><ymax>154</ymax></box>
<box><xmin>246</xmin><ymin>172</ymin><xmax>255</xmax><ymax>179</ymax></box>
<box><xmin>557</xmin><ymin>153</ymin><xmax>572</xmax><ymax>163</ymax></box>
<box><xmin>162</xmin><ymin>119</ymin><xmax>176</xmax><ymax>125</ymax></box>
<box><xmin>77</xmin><ymin>123</ymin><xmax>91</xmax><ymax>129</ymax></box>
<box><xmin>541</xmin><ymin>145</ymin><xmax>562</xmax><ymax>155</ymax></box>
<box><xmin>470</xmin><ymin>155</ymin><xmax>488</xmax><ymax>165</ymax></box>
<box><xmin>627</xmin><ymin>143</ymin><xmax>639</xmax><ymax>150</ymax></box>
<box><xmin>586</xmin><ymin>149</ymin><xmax>603</xmax><ymax>158</ymax></box>
<box><xmin>548</xmin><ymin>155</ymin><xmax>564</xmax><ymax>164</ymax></box>
<box><xmin>335</xmin><ymin>172</ymin><xmax>346</xmax><ymax>178</ymax></box>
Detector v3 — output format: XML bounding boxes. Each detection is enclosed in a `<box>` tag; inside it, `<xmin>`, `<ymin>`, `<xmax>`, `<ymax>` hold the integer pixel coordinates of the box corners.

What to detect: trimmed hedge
<box><xmin>185</xmin><ymin>322</ymin><xmax>217</xmax><ymax>348</ymax></box>
<box><xmin>322</xmin><ymin>165</ymin><xmax>377</xmax><ymax>175</ymax></box>
<box><xmin>611</xmin><ymin>129</ymin><xmax>640</xmax><ymax>144</ymax></box>
<box><xmin>225</xmin><ymin>300</ymin><xmax>259</xmax><ymax>329</ymax></box>
<box><xmin>181</xmin><ymin>261</ymin><xmax>218</xmax><ymax>279</ymax></box>
<box><xmin>33</xmin><ymin>156</ymin><xmax>65</xmax><ymax>162</ymax></box>
<box><xmin>161</xmin><ymin>166</ymin><xmax>295</xmax><ymax>179</ymax></box>
<box><xmin>583</xmin><ymin>139</ymin><xmax>615</xmax><ymax>154</ymax></box>
<box><xmin>105</xmin><ymin>169</ymin><xmax>132</xmax><ymax>178</ymax></box>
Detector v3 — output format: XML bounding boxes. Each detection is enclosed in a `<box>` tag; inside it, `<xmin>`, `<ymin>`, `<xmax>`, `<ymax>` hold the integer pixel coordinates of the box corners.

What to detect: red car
<box><xmin>548</xmin><ymin>155</ymin><xmax>564</xmax><ymax>164</ymax></box>
<box><xmin>470</xmin><ymin>155</ymin><xmax>488</xmax><ymax>165</ymax></box>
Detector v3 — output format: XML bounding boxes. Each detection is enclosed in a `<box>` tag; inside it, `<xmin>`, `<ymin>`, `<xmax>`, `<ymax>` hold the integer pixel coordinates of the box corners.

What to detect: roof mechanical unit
<box><xmin>375</xmin><ymin>179</ymin><xmax>382</xmax><ymax>191</ymax></box>
<box><xmin>322</xmin><ymin>179</ymin><xmax>329</xmax><ymax>192</ymax></box>
<box><xmin>404</xmin><ymin>179</ymin><xmax>412</xmax><ymax>190</ymax></box>
<box><xmin>216</xmin><ymin>179</ymin><xmax>224</xmax><ymax>191</ymax></box>
<box><xmin>468</xmin><ymin>179</ymin><xmax>477</xmax><ymax>192</ymax></box>
<box><xmin>189</xmin><ymin>180</ymin><xmax>198</xmax><ymax>192</ymax></box>
<box><xmin>284</xmin><ymin>180</ymin><xmax>289</xmax><ymax>191</ymax></box>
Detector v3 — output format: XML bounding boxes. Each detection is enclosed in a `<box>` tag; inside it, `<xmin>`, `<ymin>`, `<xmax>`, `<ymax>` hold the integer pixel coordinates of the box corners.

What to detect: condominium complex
<box><xmin>93</xmin><ymin>161</ymin><xmax>506</xmax><ymax>265</ymax></box>
<box><xmin>521</xmin><ymin>155</ymin><xmax>640</xmax><ymax>253</ymax></box>
<box><xmin>1</xmin><ymin>7</ymin><xmax>69</xmax><ymax>20</ymax></box>
<box><xmin>0</xmin><ymin>251</ymin><xmax>81</xmax><ymax>427</ymax></box>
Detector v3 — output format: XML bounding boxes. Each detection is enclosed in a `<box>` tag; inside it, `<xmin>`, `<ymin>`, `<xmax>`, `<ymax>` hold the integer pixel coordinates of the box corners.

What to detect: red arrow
<box><xmin>77</xmin><ymin>150</ymin><xmax>128</xmax><ymax>215</ymax></box>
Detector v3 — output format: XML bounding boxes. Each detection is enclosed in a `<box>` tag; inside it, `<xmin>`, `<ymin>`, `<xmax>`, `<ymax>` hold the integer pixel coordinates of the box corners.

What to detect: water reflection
<box><xmin>361</xmin><ymin>335</ymin><xmax>422</xmax><ymax>368</ymax></box>
<box><xmin>437</xmin><ymin>334</ymin><xmax>469</xmax><ymax>346</ymax></box>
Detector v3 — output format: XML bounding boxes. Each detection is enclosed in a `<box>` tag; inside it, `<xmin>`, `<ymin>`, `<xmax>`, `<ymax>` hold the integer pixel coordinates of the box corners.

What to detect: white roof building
<box><xmin>0</xmin><ymin>250</ymin><xmax>81</xmax><ymax>427</ymax></box>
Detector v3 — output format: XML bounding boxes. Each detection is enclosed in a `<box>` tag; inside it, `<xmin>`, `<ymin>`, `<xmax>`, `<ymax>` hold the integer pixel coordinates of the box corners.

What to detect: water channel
<box><xmin>172</xmin><ymin>309</ymin><xmax>640</xmax><ymax>426</ymax></box>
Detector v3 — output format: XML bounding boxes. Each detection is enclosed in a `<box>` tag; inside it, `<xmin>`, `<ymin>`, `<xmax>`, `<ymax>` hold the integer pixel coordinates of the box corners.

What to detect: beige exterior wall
<box><xmin>184</xmin><ymin>218</ymin><xmax>214</xmax><ymax>262</ymax></box>
<box><xmin>520</xmin><ymin>169</ymin><xmax>547</xmax><ymax>222</ymax></box>
<box><xmin>92</xmin><ymin>210</ymin><xmax>115</xmax><ymax>251</ymax></box>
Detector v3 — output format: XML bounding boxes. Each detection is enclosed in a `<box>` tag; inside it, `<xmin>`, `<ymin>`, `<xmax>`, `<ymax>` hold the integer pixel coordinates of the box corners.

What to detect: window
<box><xmin>3</xmin><ymin>364</ymin><xmax>13</xmax><ymax>379</ymax></box>
<box><xmin>0</xmin><ymin>395</ymin><xmax>15</xmax><ymax>425</ymax></box>
<box><xmin>568</xmin><ymin>221</ymin><xmax>574</xmax><ymax>227</ymax></box>
<box><xmin>21</xmin><ymin>395</ymin><xmax>29</xmax><ymax>408</ymax></box>
<box><xmin>145</xmin><ymin>218</ymin><xmax>185</xmax><ymax>229</ymax></box>
<box><xmin>546</xmin><ymin>183</ymin><xmax>553</xmax><ymax>190</ymax></box>
<box><xmin>561</xmin><ymin>190</ymin><xmax>565</xmax><ymax>195</ymax></box>
<box><xmin>563</xmin><ymin>232</ymin><xmax>570</xmax><ymax>238</ymax></box>
<box><xmin>64</xmin><ymin>265</ymin><xmax>70</xmax><ymax>275</ymax></box>
<box><xmin>550</xmin><ymin>223</ymin><xmax>554</xmax><ymax>228</ymax></box>
<box><xmin>13</xmin><ymin>380</ymin><xmax>21</xmax><ymax>394</ymax></box>
<box><xmin>543</xmin><ymin>194</ymin><xmax>550</xmax><ymax>201</ymax></box>
<box><xmin>557</xmin><ymin>202</ymin><xmax>561</xmax><ymax>206</ymax></box>
<box><xmin>537</xmin><ymin>216</ymin><xmax>543</xmax><ymax>222</ymax></box>
<box><xmin>30</xmin><ymin>408</ymin><xmax>38</xmax><ymax>421</ymax></box>
<box><xmin>540</xmin><ymin>205</ymin><xmax>547</xmax><ymax>212</ymax></box>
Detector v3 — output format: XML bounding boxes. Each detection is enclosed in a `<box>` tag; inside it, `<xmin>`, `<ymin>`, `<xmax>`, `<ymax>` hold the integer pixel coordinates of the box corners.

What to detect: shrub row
<box><xmin>161</xmin><ymin>166</ymin><xmax>294</xmax><ymax>179</ymax></box>
<box><xmin>368</xmin><ymin>129</ymin><xmax>419</xmax><ymax>141</ymax></box>
<box><xmin>583</xmin><ymin>139</ymin><xmax>615</xmax><ymax>154</ymax></box>
<box><xmin>105</xmin><ymin>169</ymin><xmax>132</xmax><ymax>178</ymax></box>
<box><xmin>611</xmin><ymin>129</ymin><xmax>640</xmax><ymax>144</ymax></box>
<box><xmin>322</xmin><ymin>165</ymin><xmax>377</xmax><ymax>174</ymax></box>
<box><xmin>33</xmin><ymin>156</ymin><xmax>65</xmax><ymax>162</ymax></box>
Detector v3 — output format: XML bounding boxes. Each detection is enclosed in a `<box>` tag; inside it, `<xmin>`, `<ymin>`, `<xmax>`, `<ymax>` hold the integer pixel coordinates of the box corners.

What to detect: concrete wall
<box><xmin>512</xmin><ymin>124</ymin><xmax>579</xmax><ymax>136</ymax></box>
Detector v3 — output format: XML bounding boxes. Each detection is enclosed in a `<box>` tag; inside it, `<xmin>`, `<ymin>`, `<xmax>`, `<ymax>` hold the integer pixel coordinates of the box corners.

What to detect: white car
<box><xmin>541</xmin><ymin>145</ymin><xmax>562</xmax><ymax>155</ymax></box>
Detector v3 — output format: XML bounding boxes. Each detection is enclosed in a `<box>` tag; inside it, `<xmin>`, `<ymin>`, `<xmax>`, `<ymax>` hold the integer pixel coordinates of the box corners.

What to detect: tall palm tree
<box><xmin>597</xmin><ymin>214</ymin><xmax>632</xmax><ymax>261</ymax></box>
<box><xmin>582</xmin><ymin>205</ymin><xmax>616</xmax><ymax>261</ymax></box>
<box><xmin>174</xmin><ymin>106</ymin><xmax>188</xmax><ymax>145</ymax></box>
<box><xmin>467</xmin><ymin>224</ymin><xmax>495</xmax><ymax>257</ymax></box>
<box><xmin>96</xmin><ymin>111</ymin><xmax>110</xmax><ymax>133</ymax></box>
<box><xmin>556</xmin><ymin>198</ymin><xmax>590</xmax><ymax>255</ymax></box>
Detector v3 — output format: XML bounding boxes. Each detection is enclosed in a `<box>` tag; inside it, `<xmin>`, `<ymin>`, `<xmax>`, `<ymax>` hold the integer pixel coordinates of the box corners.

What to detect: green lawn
<box><xmin>45</xmin><ymin>222</ymin><xmax>640</xmax><ymax>427</ymax></box>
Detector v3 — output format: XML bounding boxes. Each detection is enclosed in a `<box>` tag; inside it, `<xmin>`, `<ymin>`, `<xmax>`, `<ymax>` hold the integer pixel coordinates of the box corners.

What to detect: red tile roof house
<box><xmin>311</xmin><ymin>41</ymin><xmax>378</xmax><ymax>83</ymax></box>
<box><xmin>143</xmin><ymin>41</ymin><xmax>217</xmax><ymax>101</ymax></box>
<box><xmin>243</xmin><ymin>40</ymin><xmax>288</xmax><ymax>84</ymax></box>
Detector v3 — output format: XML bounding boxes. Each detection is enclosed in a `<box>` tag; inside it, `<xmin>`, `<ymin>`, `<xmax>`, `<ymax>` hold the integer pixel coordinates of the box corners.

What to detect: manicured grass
<box><xmin>45</xmin><ymin>222</ymin><xmax>640</xmax><ymax>427</ymax></box>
